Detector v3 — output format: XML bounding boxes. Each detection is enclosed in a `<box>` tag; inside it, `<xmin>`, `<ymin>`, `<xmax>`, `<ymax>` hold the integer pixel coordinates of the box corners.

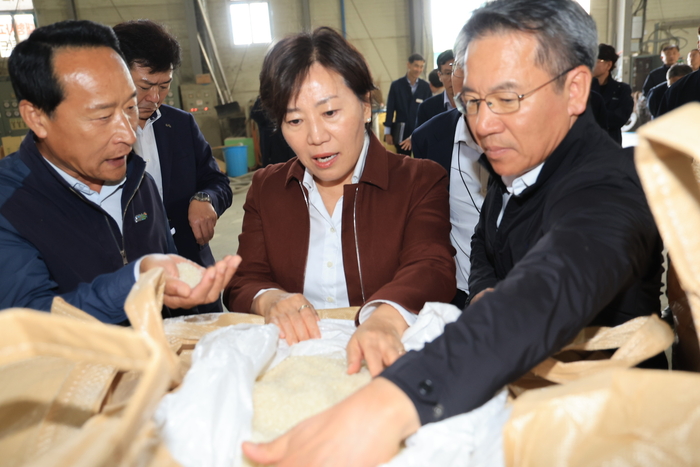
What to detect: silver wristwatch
<box><xmin>190</xmin><ymin>191</ymin><xmax>212</xmax><ymax>203</ymax></box>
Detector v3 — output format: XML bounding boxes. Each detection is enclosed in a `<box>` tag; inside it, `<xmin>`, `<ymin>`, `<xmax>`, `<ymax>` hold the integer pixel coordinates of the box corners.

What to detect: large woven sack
<box><xmin>503</xmin><ymin>103</ymin><xmax>700</xmax><ymax>466</ymax></box>
<box><xmin>509</xmin><ymin>314</ymin><xmax>673</xmax><ymax>395</ymax></box>
<box><xmin>0</xmin><ymin>299</ymin><xmax>174</xmax><ymax>466</ymax></box>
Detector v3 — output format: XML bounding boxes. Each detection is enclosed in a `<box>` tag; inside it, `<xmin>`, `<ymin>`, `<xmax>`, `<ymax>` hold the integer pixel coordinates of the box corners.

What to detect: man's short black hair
<box><xmin>667</xmin><ymin>64</ymin><xmax>693</xmax><ymax>80</ymax></box>
<box><xmin>428</xmin><ymin>69</ymin><xmax>442</xmax><ymax>88</ymax></box>
<box><xmin>661</xmin><ymin>44</ymin><xmax>679</xmax><ymax>53</ymax></box>
<box><xmin>408</xmin><ymin>53</ymin><xmax>425</xmax><ymax>63</ymax></box>
<box><xmin>113</xmin><ymin>19</ymin><xmax>181</xmax><ymax>73</ymax></box>
<box><xmin>436</xmin><ymin>50</ymin><xmax>454</xmax><ymax>69</ymax></box>
<box><xmin>8</xmin><ymin>20</ymin><xmax>123</xmax><ymax>116</ymax></box>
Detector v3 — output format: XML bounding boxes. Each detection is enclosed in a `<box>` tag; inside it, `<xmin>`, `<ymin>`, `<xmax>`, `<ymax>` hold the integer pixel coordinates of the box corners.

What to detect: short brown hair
<box><xmin>259</xmin><ymin>27</ymin><xmax>376</xmax><ymax>129</ymax></box>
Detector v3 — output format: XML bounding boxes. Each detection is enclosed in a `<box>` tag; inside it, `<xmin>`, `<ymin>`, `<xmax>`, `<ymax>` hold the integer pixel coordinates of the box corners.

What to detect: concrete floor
<box><xmin>209</xmin><ymin>172</ymin><xmax>252</xmax><ymax>262</ymax></box>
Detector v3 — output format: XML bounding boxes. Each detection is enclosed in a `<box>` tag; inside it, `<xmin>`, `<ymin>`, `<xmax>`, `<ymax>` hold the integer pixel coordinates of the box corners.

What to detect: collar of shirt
<box><xmin>502</xmin><ymin>162</ymin><xmax>545</xmax><ymax>196</ymax></box>
<box><xmin>42</xmin><ymin>156</ymin><xmax>127</xmax><ymax>232</ymax></box>
<box><xmin>134</xmin><ymin>108</ymin><xmax>164</xmax><ymax>199</ymax></box>
<box><xmin>302</xmin><ymin>132</ymin><xmax>370</xmax><ymax>193</ymax></box>
<box><xmin>454</xmin><ymin>115</ymin><xmax>482</xmax><ymax>155</ymax></box>
<box><xmin>405</xmin><ymin>75</ymin><xmax>419</xmax><ymax>94</ymax></box>
<box><xmin>443</xmin><ymin>90</ymin><xmax>455</xmax><ymax>111</ymax></box>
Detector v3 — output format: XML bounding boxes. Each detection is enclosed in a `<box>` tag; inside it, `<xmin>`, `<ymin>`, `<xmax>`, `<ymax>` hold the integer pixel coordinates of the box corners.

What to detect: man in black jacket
<box><xmin>591</xmin><ymin>43</ymin><xmax>633</xmax><ymax>144</ymax></box>
<box><xmin>243</xmin><ymin>1</ymin><xmax>664</xmax><ymax>464</ymax></box>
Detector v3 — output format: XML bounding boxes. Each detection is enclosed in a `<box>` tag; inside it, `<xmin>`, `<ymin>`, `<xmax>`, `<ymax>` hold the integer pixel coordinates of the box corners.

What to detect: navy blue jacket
<box><xmin>412</xmin><ymin>108</ymin><xmax>462</xmax><ymax>178</ymax></box>
<box><xmin>415</xmin><ymin>92</ymin><xmax>450</xmax><ymax>129</ymax></box>
<box><xmin>647</xmin><ymin>81</ymin><xmax>668</xmax><ymax>118</ymax></box>
<box><xmin>152</xmin><ymin>105</ymin><xmax>232</xmax><ymax>268</ymax></box>
<box><xmin>382</xmin><ymin>109</ymin><xmax>662</xmax><ymax>425</ymax></box>
<box><xmin>643</xmin><ymin>65</ymin><xmax>669</xmax><ymax>98</ymax></box>
<box><xmin>658</xmin><ymin>70</ymin><xmax>700</xmax><ymax>116</ymax></box>
<box><xmin>0</xmin><ymin>133</ymin><xmax>175</xmax><ymax>323</ymax></box>
<box><xmin>384</xmin><ymin>76</ymin><xmax>432</xmax><ymax>140</ymax></box>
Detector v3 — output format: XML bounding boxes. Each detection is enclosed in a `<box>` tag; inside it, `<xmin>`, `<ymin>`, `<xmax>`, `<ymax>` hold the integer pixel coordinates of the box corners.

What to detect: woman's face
<box><xmin>281</xmin><ymin>63</ymin><xmax>371</xmax><ymax>188</ymax></box>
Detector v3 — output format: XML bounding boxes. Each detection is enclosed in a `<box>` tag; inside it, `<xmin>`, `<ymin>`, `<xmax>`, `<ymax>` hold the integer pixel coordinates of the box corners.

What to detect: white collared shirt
<box><xmin>450</xmin><ymin>117</ymin><xmax>485</xmax><ymax>293</ymax></box>
<box><xmin>406</xmin><ymin>75</ymin><xmax>419</xmax><ymax>94</ymax></box>
<box><xmin>133</xmin><ymin>109</ymin><xmax>163</xmax><ymax>199</ymax></box>
<box><xmin>496</xmin><ymin>162</ymin><xmax>545</xmax><ymax>227</ymax></box>
<box><xmin>256</xmin><ymin>132</ymin><xmax>415</xmax><ymax>326</ymax></box>
<box><xmin>44</xmin><ymin>157</ymin><xmax>126</xmax><ymax>233</ymax></box>
<box><xmin>443</xmin><ymin>90</ymin><xmax>455</xmax><ymax>111</ymax></box>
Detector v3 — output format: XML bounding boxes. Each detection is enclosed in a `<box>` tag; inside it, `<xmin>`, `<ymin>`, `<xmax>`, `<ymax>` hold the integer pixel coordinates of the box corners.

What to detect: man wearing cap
<box><xmin>591</xmin><ymin>43</ymin><xmax>633</xmax><ymax>144</ymax></box>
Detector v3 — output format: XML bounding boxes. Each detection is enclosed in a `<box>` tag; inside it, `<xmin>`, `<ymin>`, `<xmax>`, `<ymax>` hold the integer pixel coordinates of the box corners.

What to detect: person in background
<box><xmin>647</xmin><ymin>64</ymin><xmax>693</xmax><ymax>118</ymax></box>
<box><xmin>427</xmin><ymin>68</ymin><xmax>443</xmax><ymax>95</ymax></box>
<box><xmin>687</xmin><ymin>49</ymin><xmax>700</xmax><ymax>72</ymax></box>
<box><xmin>249</xmin><ymin>96</ymin><xmax>296</xmax><ymax>167</ymax></box>
<box><xmin>113</xmin><ymin>20</ymin><xmax>233</xmax><ymax>314</ymax></box>
<box><xmin>384</xmin><ymin>53</ymin><xmax>431</xmax><ymax>154</ymax></box>
<box><xmin>412</xmin><ymin>47</ymin><xmax>488</xmax><ymax>310</ymax></box>
<box><xmin>657</xmin><ymin>26</ymin><xmax>700</xmax><ymax>116</ymax></box>
<box><xmin>642</xmin><ymin>44</ymin><xmax>679</xmax><ymax>98</ymax></box>
<box><xmin>0</xmin><ymin>20</ymin><xmax>239</xmax><ymax>323</ymax></box>
<box><xmin>224</xmin><ymin>27</ymin><xmax>455</xmax><ymax>377</ymax></box>
<box><xmin>415</xmin><ymin>49</ymin><xmax>456</xmax><ymax>128</ymax></box>
<box><xmin>591</xmin><ymin>43</ymin><xmax>633</xmax><ymax>145</ymax></box>
<box><xmin>243</xmin><ymin>1</ymin><xmax>663</xmax><ymax>464</ymax></box>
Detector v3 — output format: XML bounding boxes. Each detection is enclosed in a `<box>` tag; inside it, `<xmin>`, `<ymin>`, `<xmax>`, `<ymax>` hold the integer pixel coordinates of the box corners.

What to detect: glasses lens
<box><xmin>487</xmin><ymin>92</ymin><xmax>520</xmax><ymax>114</ymax></box>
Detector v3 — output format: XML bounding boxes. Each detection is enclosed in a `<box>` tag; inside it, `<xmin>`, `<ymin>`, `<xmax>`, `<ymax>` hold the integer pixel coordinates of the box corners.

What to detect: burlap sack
<box><xmin>503</xmin><ymin>103</ymin><xmax>700</xmax><ymax>466</ymax></box>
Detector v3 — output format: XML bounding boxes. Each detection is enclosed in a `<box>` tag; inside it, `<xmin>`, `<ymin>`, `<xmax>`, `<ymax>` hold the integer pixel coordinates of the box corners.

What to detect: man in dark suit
<box><xmin>114</xmin><ymin>20</ymin><xmax>233</xmax><ymax>314</ymax></box>
<box><xmin>415</xmin><ymin>50</ymin><xmax>456</xmax><ymax>129</ymax></box>
<box><xmin>642</xmin><ymin>44</ymin><xmax>679</xmax><ymax>98</ymax></box>
<box><xmin>413</xmin><ymin>52</ymin><xmax>488</xmax><ymax>309</ymax></box>
<box><xmin>384</xmin><ymin>53</ymin><xmax>432</xmax><ymax>155</ymax></box>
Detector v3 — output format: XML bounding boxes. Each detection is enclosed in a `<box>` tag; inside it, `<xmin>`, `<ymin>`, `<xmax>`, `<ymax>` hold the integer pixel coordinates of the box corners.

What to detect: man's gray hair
<box><xmin>456</xmin><ymin>0</ymin><xmax>597</xmax><ymax>89</ymax></box>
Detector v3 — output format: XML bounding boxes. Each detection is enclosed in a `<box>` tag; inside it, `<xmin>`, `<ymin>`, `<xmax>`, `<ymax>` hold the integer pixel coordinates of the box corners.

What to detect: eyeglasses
<box><xmin>454</xmin><ymin>66</ymin><xmax>575</xmax><ymax>116</ymax></box>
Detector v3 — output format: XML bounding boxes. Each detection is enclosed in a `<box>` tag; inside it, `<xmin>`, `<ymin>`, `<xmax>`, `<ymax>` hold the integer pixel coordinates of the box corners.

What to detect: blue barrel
<box><xmin>224</xmin><ymin>145</ymin><xmax>248</xmax><ymax>177</ymax></box>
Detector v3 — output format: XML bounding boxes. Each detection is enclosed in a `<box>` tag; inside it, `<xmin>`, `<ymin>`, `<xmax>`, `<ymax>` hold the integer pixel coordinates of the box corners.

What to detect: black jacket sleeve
<box><xmin>382</xmin><ymin>165</ymin><xmax>660</xmax><ymax>424</ymax></box>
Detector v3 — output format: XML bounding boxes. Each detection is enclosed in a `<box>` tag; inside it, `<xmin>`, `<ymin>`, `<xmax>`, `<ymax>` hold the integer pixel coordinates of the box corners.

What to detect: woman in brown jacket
<box><xmin>224</xmin><ymin>27</ymin><xmax>455</xmax><ymax>376</ymax></box>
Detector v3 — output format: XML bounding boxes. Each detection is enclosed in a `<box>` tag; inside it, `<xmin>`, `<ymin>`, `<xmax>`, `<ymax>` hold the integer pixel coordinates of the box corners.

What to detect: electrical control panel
<box><xmin>0</xmin><ymin>76</ymin><xmax>28</xmax><ymax>138</ymax></box>
<box><xmin>179</xmin><ymin>83</ymin><xmax>218</xmax><ymax>117</ymax></box>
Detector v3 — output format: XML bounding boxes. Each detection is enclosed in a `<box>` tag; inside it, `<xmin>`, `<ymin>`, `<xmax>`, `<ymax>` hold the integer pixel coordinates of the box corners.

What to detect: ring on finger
<box><xmin>298</xmin><ymin>304</ymin><xmax>311</xmax><ymax>312</ymax></box>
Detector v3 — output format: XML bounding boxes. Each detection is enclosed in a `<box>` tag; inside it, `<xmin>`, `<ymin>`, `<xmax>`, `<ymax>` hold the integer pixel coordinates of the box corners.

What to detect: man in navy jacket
<box><xmin>114</xmin><ymin>20</ymin><xmax>233</xmax><ymax>314</ymax></box>
<box><xmin>413</xmin><ymin>52</ymin><xmax>488</xmax><ymax>309</ymax></box>
<box><xmin>415</xmin><ymin>50</ymin><xmax>456</xmax><ymax>129</ymax></box>
<box><xmin>0</xmin><ymin>21</ymin><xmax>239</xmax><ymax>323</ymax></box>
<box><xmin>383</xmin><ymin>53</ymin><xmax>432</xmax><ymax>155</ymax></box>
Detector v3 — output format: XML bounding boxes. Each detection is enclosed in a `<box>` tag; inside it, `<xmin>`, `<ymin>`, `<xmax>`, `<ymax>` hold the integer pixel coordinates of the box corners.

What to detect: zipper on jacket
<box><xmin>119</xmin><ymin>172</ymin><xmax>146</xmax><ymax>264</ymax></box>
<box><xmin>298</xmin><ymin>180</ymin><xmax>310</xmax><ymax>289</ymax></box>
<box><xmin>353</xmin><ymin>185</ymin><xmax>366</xmax><ymax>303</ymax></box>
<box><xmin>68</xmin><ymin>185</ymin><xmax>127</xmax><ymax>265</ymax></box>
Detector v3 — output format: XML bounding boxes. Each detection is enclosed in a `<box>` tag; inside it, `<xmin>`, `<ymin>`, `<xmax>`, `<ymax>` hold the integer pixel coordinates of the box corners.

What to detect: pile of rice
<box><xmin>243</xmin><ymin>356</ymin><xmax>371</xmax><ymax>466</ymax></box>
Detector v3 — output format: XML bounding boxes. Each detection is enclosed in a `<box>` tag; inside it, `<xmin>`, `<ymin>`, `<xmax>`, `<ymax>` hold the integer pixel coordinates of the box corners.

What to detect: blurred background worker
<box><xmin>647</xmin><ymin>64</ymin><xmax>693</xmax><ymax>119</ymax></box>
<box><xmin>642</xmin><ymin>44</ymin><xmax>680</xmax><ymax>98</ymax></box>
<box><xmin>415</xmin><ymin>49</ymin><xmax>456</xmax><ymax>128</ymax></box>
<box><xmin>591</xmin><ymin>43</ymin><xmax>633</xmax><ymax>145</ymax></box>
<box><xmin>384</xmin><ymin>53</ymin><xmax>431</xmax><ymax>155</ymax></box>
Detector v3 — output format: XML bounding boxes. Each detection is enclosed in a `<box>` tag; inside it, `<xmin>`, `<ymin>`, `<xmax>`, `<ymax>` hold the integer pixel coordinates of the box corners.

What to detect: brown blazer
<box><xmin>223</xmin><ymin>134</ymin><xmax>456</xmax><ymax>318</ymax></box>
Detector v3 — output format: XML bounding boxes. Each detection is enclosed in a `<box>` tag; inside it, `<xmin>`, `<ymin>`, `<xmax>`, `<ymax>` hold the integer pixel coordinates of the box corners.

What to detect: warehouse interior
<box><xmin>3</xmin><ymin>1</ymin><xmax>700</xmax><ymax>465</ymax></box>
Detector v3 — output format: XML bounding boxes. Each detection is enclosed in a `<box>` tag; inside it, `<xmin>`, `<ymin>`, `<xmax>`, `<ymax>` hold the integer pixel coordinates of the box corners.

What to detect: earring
<box><xmin>366</xmin><ymin>117</ymin><xmax>372</xmax><ymax>122</ymax></box>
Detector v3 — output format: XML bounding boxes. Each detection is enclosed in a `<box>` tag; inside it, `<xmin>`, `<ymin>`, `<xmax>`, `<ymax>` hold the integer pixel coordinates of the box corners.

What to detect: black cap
<box><xmin>598</xmin><ymin>43</ymin><xmax>618</xmax><ymax>64</ymax></box>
